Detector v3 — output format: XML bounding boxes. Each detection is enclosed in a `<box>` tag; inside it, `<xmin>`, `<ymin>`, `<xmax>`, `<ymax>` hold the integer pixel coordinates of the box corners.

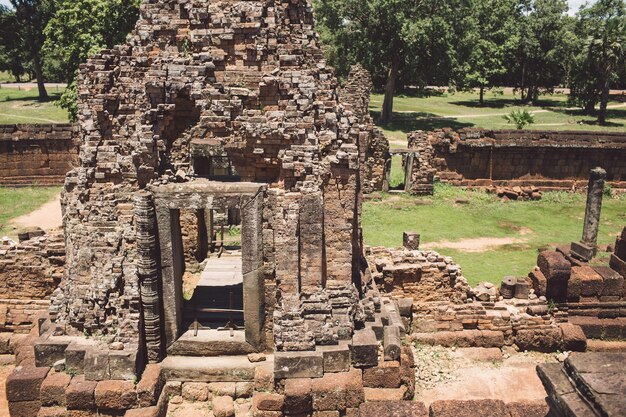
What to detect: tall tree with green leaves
<box><xmin>44</xmin><ymin>0</ymin><xmax>141</xmax><ymax>119</ymax></box>
<box><xmin>0</xmin><ymin>6</ymin><xmax>26</xmax><ymax>82</ymax></box>
<box><xmin>7</xmin><ymin>0</ymin><xmax>55</xmax><ymax>100</ymax></box>
<box><xmin>453</xmin><ymin>0</ymin><xmax>521</xmax><ymax>105</ymax></box>
<box><xmin>514</xmin><ymin>0</ymin><xmax>575</xmax><ymax>104</ymax></box>
<box><xmin>314</xmin><ymin>0</ymin><xmax>466</xmax><ymax>123</ymax></box>
<box><xmin>569</xmin><ymin>0</ymin><xmax>626</xmax><ymax>123</ymax></box>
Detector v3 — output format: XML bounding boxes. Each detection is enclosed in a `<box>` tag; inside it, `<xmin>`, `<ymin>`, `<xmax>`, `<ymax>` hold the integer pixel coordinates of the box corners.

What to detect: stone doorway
<box><xmin>151</xmin><ymin>180</ymin><xmax>266</xmax><ymax>357</ymax></box>
<box><xmin>383</xmin><ymin>149</ymin><xmax>417</xmax><ymax>193</ymax></box>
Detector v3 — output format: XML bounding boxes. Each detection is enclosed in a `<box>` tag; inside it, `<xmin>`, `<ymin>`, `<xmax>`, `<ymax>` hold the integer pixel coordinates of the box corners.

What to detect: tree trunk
<box><xmin>584</xmin><ymin>100</ymin><xmax>595</xmax><ymax>115</ymax></box>
<box><xmin>33</xmin><ymin>54</ymin><xmax>48</xmax><ymax>101</ymax></box>
<box><xmin>520</xmin><ymin>63</ymin><xmax>526</xmax><ymax>102</ymax></box>
<box><xmin>597</xmin><ymin>78</ymin><xmax>610</xmax><ymax>124</ymax></box>
<box><xmin>531</xmin><ymin>86</ymin><xmax>539</xmax><ymax>105</ymax></box>
<box><xmin>380</xmin><ymin>57</ymin><xmax>400</xmax><ymax>124</ymax></box>
<box><xmin>479</xmin><ymin>85</ymin><xmax>484</xmax><ymax>105</ymax></box>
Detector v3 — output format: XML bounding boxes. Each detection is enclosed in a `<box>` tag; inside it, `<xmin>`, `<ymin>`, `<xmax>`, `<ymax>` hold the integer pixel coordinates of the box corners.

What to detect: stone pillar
<box><xmin>134</xmin><ymin>191</ymin><xmax>163</xmax><ymax>362</ymax></box>
<box><xmin>571</xmin><ymin>167</ymin><xmax>606</xmax><ymax>261</ymax></box>
<box><xmin>403</xmin><ymin>232</ymin><xmax>420</xmax><ymax>250</ymax></box>
<box><xmin>382</xmin><ymin>158</ymin><xmax>391</xmax><ymax>192</ymax></box>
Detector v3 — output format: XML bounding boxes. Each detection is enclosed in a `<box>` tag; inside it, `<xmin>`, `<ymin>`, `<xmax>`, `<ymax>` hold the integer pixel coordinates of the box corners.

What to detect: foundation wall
<box><xmin>0</xmin><ymin>232</ymin><xmax>65</xmax><ymax>332</ymax></box>
<box><xmin>409</xmin><ymin>129</ymin><xmax>626</xmax><ymax>192</ymax></box>
<box><xmin>0</xmin><ymin>124</ymin><xmax>79</xmax><ymax>186</ymax></box>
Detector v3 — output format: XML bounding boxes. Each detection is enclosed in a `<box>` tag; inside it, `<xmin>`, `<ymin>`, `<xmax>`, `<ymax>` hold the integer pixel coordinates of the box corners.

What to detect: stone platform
<box><xmin>538</xmin><ymin>352</ymin><xmax>626</xmax><ymax>416</ymax></box>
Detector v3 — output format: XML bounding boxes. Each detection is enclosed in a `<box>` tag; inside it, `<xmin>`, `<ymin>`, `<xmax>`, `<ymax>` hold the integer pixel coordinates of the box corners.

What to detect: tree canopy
<box><xmin>43</xmin><ymin>0</ymin><xmax>141</xmax><ymax>119</ymax></box>
<box><xmin>314</xmin><ymin>0</ymin><xmax>626</xmax><ymax>124</ymax></box>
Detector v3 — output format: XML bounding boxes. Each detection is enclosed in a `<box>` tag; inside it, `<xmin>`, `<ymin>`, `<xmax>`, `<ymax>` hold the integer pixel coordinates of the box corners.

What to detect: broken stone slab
<box><xmin>594</xmin><ymin>266</ymin><xmax>624</xmax><ymax>298</ymax></box>
<box><xmin>365</xmin><ymin>316</ymin><xmax>384</xmax><ymax>341</ymax></box>
<box><xmin>6</xmin><ymin>365</ymin><xmax>50</xmax><ymax>402</ymax></box>
<box><xmin>65</xmin><ymin>374</ymin><xmax>98</xmax><ymax>410</ymax></box>
<box><xmin>317</xmin><ymin>342</ymin><xmax>351</xmax><ymax>373</ymax></box>
<box><xmin>383</xmin><ymin>325</ymin><xmax>401</xmax><ymax>361</ymax></box>
<box><xmin>382</xmin><ymin>300</ymin><xmax>405</xmax><ymax>334</ymax></box>
<box><xmin>351</xmin><ymin>329</ymin><xmax>378</xmax><ymax>368</ymax></box>
<box><xmin>311</xmin><ymin>369</ymin><xmax>364</xmax><ymax>412</ymax></box>
<box><xmin>274</xmin><ymin>351</ymin><xmax>323</xmax><ymax>379</ymax></box>
<box><xmin>162</xmin><ymin>355</ymin><xmax>257</xmax><ymax>382</ymax></box>
<box><xmin>402</xmin><ymin>232</ymin><xmax>420</xmax><ymax>250</ymax></box>
<box><xmin>34</xmin><ymin>339</ymin><xmax>71</xmax><ymax>368</ymax></box>
<box><xmin>109</xmin><ymin>350</ymin><xmax>139</xmax><ymax>380</ymax></box>
<box><xmin>396</xmin><ymin>298</ymin><xmax>413</xmax><ymax>318</ymax></box>
<box><xmin>570</xmin><ymin>241</ymin><xmax>595</xmax><ymax>262</ymax></box>
<box><xmin>84</xmin><ymin>349</ymin><xmax>110</xmax><ymax>381</ymax></box>
<box><xmin>362</xmin><ymin>360</ymin><xmax>401</xmax><ymax>389</ymax></box>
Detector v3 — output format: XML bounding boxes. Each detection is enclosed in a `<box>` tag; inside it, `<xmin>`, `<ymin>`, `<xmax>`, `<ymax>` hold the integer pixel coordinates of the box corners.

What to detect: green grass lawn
<box><xmin>370</xmin><ymin>89</ymin><xmax>626</xmax><ymax>145</ymax></box>
<box><xmin>0</xmin><ymin>86</ymin><xmax>69</xmax><ymax>124</ymax></box>
<box><xmin>363</xmin><ymin>184</ymin><xmax>626</xmax><ymax>286</ymax></box>
<box><xmin>0</xmin><ymin>187</ymin><xmax>61</xmax><ymax>237</ymax></box>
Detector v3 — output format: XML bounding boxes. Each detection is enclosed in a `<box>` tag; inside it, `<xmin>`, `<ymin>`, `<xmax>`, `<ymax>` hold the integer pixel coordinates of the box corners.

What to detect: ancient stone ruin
<box><xmin>1</xmin><ymin>1</ymin><xmax>626</xmax><ymax>417</ymax></box>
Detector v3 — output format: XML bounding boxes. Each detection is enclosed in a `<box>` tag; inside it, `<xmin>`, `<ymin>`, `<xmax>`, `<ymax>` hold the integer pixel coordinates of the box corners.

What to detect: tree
<box><xmin>569</xmin><ymin>0</ymin><xmax>626</xmax><ymax>124</ymax></box>
<box><xmin>514</xmin><ymin>0</ymin><xmax>575</xmax><ymax>104</ymax></box>
<box><xmin>453</xmin><ymin>0</ymin><xmax>521</xmax><ymax>105</ymax></box>
<box><xmin>314</xmin><ymin>0</ymin><xmax>466</xmax><ymax>123</ymax></box>
<box><xmin>9</xmin><ymin>0</ymin><xmax>55</xmax><ymax>101</ymax></box>
<box><xmin>0</xmin><ymin>6</ymin><xmax>26</xmax><ymax>82</ymax></box>
<box><xmin>43</xmin><ymin>0</ymin><xmax>141</xmax><ymax>119</ymax></box>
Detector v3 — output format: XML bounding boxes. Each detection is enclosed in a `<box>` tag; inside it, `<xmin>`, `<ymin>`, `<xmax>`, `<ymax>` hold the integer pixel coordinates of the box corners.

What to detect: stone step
<box><xmin>586</xmin><ymin>339</ymin><xmax>626</xmax><ymax>352</ymax></box>
<box><xmin>563</xmin><ymin>352</ymin><xmax>626</xmax><ymax>417</ymax></box>
<box><xmin>538</xmin><ymin>352</ymin><xmax>626</xmax><ymax>417</ymax></box>
<box><xmin>537</xmin><ymin>362</ymin><xmax>597</xmax><ymax>417</ymax></box>
<box><xmin>161</xmin><ymin>355</ymin><xmax>261</xmax><ymax>382</ymax></box>
<box><xmin>568</xmin><ymin>316</ymin><xmax>626</xmax><ymax>340</ymax></box>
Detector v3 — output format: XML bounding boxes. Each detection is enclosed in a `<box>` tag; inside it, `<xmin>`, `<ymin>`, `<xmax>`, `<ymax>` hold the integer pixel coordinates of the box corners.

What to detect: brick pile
<box><xmin>529</xmin><ymin>226</ymin><xmax>626</xmax><ymax>341</ymax></box>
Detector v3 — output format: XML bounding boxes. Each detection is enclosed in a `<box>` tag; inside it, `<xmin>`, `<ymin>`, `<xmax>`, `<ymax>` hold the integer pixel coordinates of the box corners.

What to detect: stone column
<box><xmin>571</xmin><ymin>167</ymin><xmax>606</xmax><ymax>261</ymax></box>
<box><xmin>134</xmin><ymin>191</ymin><xmax>163</xmax><ymax>362</ymax></box>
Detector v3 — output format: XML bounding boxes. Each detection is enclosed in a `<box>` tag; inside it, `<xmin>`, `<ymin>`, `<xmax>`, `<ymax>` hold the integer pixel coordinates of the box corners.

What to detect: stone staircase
<box><xmin>537</xmin><ymin>352</ymin><xmax>626</xmax><ymax>416</ymax></box>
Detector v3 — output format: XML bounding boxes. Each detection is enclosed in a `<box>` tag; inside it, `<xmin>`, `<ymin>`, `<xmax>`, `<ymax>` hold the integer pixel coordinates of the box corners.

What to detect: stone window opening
<box><xmin>193</xmin><ymin>155</ymin><xmax>241</xmax><ymax>182</ymax></box>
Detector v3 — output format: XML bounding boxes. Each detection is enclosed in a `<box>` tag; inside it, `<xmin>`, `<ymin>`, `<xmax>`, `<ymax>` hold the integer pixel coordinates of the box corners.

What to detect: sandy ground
<box><xmin>422</xmin><ymin>236</ymin><xmax>527</xmax><ymax>252</ymax></box>
<box><xmin>10</xmin><ymin>194</ymin><xmax>63</xmax><ymax>232</ymax></box>
<box><xmin>414</xmin><ymin>346</ymin><xmax>555</xmax><ymax>407</ymax></box>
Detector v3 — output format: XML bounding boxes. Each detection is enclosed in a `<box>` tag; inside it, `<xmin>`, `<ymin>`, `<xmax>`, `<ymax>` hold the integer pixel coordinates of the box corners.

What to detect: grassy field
<box><xmin>370</xmin><ymin>89</ymin><xmax>626</xmax><ymax>145</ymax></box>
<box><xmin>0</xmin><ymin>86</ymin><xmax>68</xmax><ymax>124</ymax></box>
<box><xmin>363</xmin><ymin>184</ymin><xmax>626</xmax><ymax>286</ymax></box>
<box><xmin>0</xmin><ymin>187</ymin><xmax>61</xmax><ymax>237</ymax></box>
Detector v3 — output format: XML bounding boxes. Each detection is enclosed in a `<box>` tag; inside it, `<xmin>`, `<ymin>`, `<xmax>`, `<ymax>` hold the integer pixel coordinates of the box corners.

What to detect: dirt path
<box><xmin>391</xmin><ymin>102</ymin><xmax>626</xmax><ymax>118</ymax></box>
<box><xmin>421</xmin><ymin>236</ymin><xmax>527</xmax><ymax>252</ymax></box>
<box><xmin>10</xmin><ymin>194</ymin><xmax>63</xmax><ymax>232</ymax></box>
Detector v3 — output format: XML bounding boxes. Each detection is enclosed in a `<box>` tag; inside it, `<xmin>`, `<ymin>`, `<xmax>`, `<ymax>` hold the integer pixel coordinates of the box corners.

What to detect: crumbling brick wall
<box><xmin>409</xmin><ymin>129</ymin><xmax>626</xmax><ymax>193</ymax></box>
<box><xmin>53</xmin><ymin>0</ymin><xmax>369</xmax><ymax>353</ymax></box>
<box><xmin>367</xmin><ymin>247</ymin><xmax>470</xmax><ymax>304</ymax></box>
<box><xmin>340</xmin><ymin>65</ymin><xmax>390</xmax><ymax>194</ymax></box>
<box><xmin>0</xmin><ymin>124</ymin><xmax>79</xmax><ymax>186</ymax></box>
<box><xmin>0</xmin><ymin>232</ymin><xmax>65</xmax><ymax>332</ymax></box>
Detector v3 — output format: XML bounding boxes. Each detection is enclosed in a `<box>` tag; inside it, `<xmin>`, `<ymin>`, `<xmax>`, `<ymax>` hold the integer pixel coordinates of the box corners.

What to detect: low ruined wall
<box><xmin>0</xmin><ymin>124</ymin><xmax>79</xmax><ymax>186</ymax></box>
<box><xmin>0</xmin><ymin>232</ymin><xmax>65</xmax><ymax>332</ymax></box>
<box><xmin>409</xmin><ymin>129</ymin><xmax>626</xmax><ymax>192</ymax></box>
